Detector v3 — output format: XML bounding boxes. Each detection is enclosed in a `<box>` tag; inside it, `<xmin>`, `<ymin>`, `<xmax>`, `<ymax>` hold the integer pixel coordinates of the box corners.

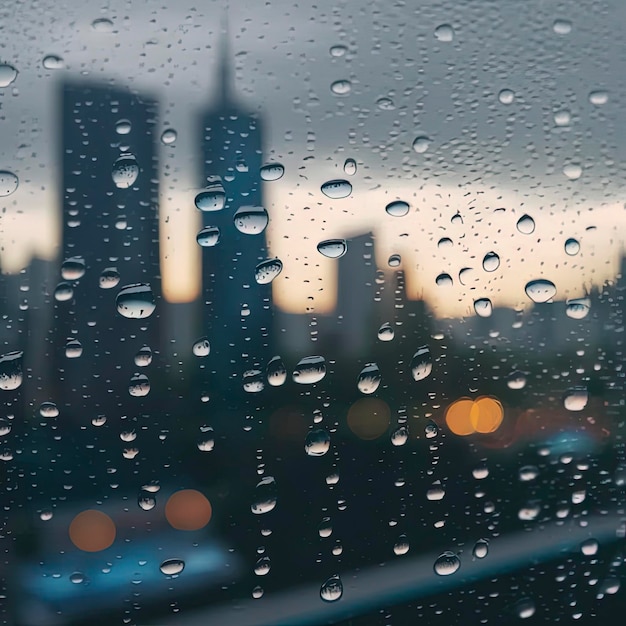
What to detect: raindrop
<box><xmin>195</xmin><ymin>182</ymin><xmax>226</xmax><ymax>211</ymax></box>
<box><xmin>321</xmin><ymin>179</ymin><xmax>352</xmax><ymax>199</ymax></box>
<box><xmin>61</xmin><ymin>257</ymin><xmax>85</xmax><ymax>280</ymax></box>
<box><xmin>111</xmin><ymin>154</ymin><xmax>139</xmax><ymax>188</ymax></box>
<box><xmin>160</xmin><ymin>559</ymin><xmax>185</xmax><ymax>576</ymax></box>
<box><xmin>99</xmin><ymin>267</ymin><xmax>120</xmax><ymax>289</ymax></box>
<box><xmin>252</xmin><ymin>586</ymin><xmax>264</xmax><ymax>599</ymax></box>
<box><xmin>410</xmin><ymin>346</ymin><xmax>432</xmax><ymax>381</ymax></box>
<box><xmin>563</xmin><ymin>163</ymin><xmax>582</xmax><ymax>180</ymax></box>
<box><xmin>138</xmin><ymin>494</ymin><xmax>156</xmax><ymax>511</ymax></box>
<box><xmin>65</xmin><ymin>339</ymin><xmax>83</xmax><ymax>359</ymax></box>
<box><xmin>377</xmin><ymin>322</ymin><xmax>394</xmax><ymax>342</ymax></box>
<box><xmin>128</xmin><ymin>374</ymin><xmax>150</xmax><ymax>397</ymax></box>
<box><xmin>357</xmin><ymin>363</ymin><xmax>381</xmax><ymax>394</ymax></box>
<box><xmin>192</xmin><ymin>337</ymin><xmax>210</xmax><ymax>357</ymax></box>
<box><xmin>566</xmin><ymin>297</ymin><xmax>590</xmax><ymax>320</ymax></box>
<box><xmin>343</xmin><ymin>158</ymin><xmax>357</xmax><ymax>176</ymax></box>
<box><xmin>474</xmin><ymin>298</ymin><xmax>493</xmax><ymax>318</ymax></box>
<box><xmin>198</xmin><ymin>435</ymin><xmax>214</xmax><ymax>452</ymax></box>
<box><xmin>425</xmin><ymin>421</ymin><xmax>439</xmax><ymax>439</ymax></box>
<box><xmin>564</xmin><ymin>238</ymin><xmax>580</xmax><ymax>255</ymax></box>
<box><xmin>437</xmin><ymin>237</ymin><xmax>453</xmax><ymax>249</ymax></box>
<box><xmin>580</xmin><ymin>538</ymin><xmax>598</xmax><ymax>556</ymax></box>
<box><xmin>412</xmin><ymin>136</ymin><xmax>430</xmax><ymax>153</ymax></box>
<box><xmin>516</xmin><ymin>214</ymin><xmax>535</xmax><ymax>234</ymax></box>
<box><xmin>39</xmin><ymin>402</ymin><xmax>59</xmax><ymax>418</ymax></box>
<box><xmin>254</xmin><ymin>556</ymin><xmax>271</xmax><ymax>576</ymax></box>
<box><xmin>305</xmin><ymin>429</ymin><xmax>331</xmax><ymax>456</ymax></box>
<box><xmin>320</xmin><ymin>574</ymin><xmax>343</xmax><ymax>602</ymax></box>
<box><xmin>319</xmin><ymin>517</ymin><xmax>333</xmax><ymax>538</ymax></box>
<box><xmin>458</xmin><ymin>267</ymin><xmax>475</xmax><ymax>285</ymax></box>
<box><xmin>518</xmin><ymin>502</ymin><xmax>541</xmax><ymax>520</ymax></box>
<box><xmin>234</xmin><ymin>206</ymin><xmax>269</xmax><ymax>234</ymax></box>
<box><xmin>330</xmin><ymin>79</ymin><xmax>352</xmax><ymax>95</ymax></box>
<box><xmin>394</xmin><ymin>535</ymin><xmax>410</xmax><ymax>555</ymax></box>
<box><xmin>433</xmin><ymin>551</ymin><xmax>460</xmax><ymax>576</ymax></box>
<box><xmin>588</xmin><ymin>90</ymin><xmax>608</xmax><ymax>105</ymax></box>
<box><xmin>451</xmin><ymin>212</ymin><xmax>463</xmax><ymax>225</ymax></box>
<box><xmin>40</xmin><ymin>510</ymin><xmax>53</xmax><ymax>521</ymax></box>
<box><xmin>514</xmin><ymin>598</ymin><xmax>536</xmax><ymax>619</ymax></box>
<box><xmin>376</xmin><ymin>97</ymin><xmax>395</xmax><ymax>110</ymax></box>
<box><xmin>426</xmin><ymin>481</ymin><xmax>445</xmax><ymax>501</ymax></box>
<box><xmin>435</xmin><ymin>273</ymin><xmax>453</xmax><ymax>287</ymax></box>
<box><xmin>554</xmin><ymin>109</ymin><xmax>571</xmax><ymax>126</ymax></box>
<box><xmin>553</xmin><ymin>19</ymin><xmax>572</xmax><ymax>34</ymax></box>
<box><xmin>116</xmin><ymin>284</ymin><xmax>156</xmax><ymax>319</ymax></box>
<box><xmin>70</xmin><ymin>572</ymin><xmax>86</xmax><ymax>584</ymax></box>
<box><xmin>498</xmin><ymin>89</ymin><xmax>515</xmax><ymax>105</ymax></box>
<box><xmin>266</xmin><ymin>356</ymin><xmax>287</xmax><ymax>387</ymax></box>
<box><xmin>525</xmin><ymin>279</ymin><xmax>556</xmax><ymax>303</ymax></box>
<box><xmin>54</xmin><ymin>282</ymin><xmax>74</xmax><ymax>302</ymax></box>
<box><xmin>317</xmin><ymin>239</ymin><xmax>347</xmax><ymax>258</ymax></box>
<box><xmin>243</xmin><ymin>369</ymin><xmax>265</xmax><ymax>393</ymax></box>
<box><xmin>0</xmin><ymin>420</ymin><xmax>11</xmax><ymax>437</ymax></box>
<box><xmin>260</xmin><ymin>163</ymin><xmax>285</xmax><ymax>181</ymax></box>
<box><xmin>160</xmin><ymin>128</ymin><xmax>177</xmax><ymax>145</ymax></box>
<box><xmin>473</xmin><ymin>539</ymin><xmax>489</xmax><ymax>559</ymax></box>
<box><xmin>391</xmin><ymin>426</ymin><xmax>408</xmax><ymax>447</ymax></box>
<box><xmin>507</xmin><ymin>371</ymin><xmax>527</xmax><ymax>390</ymax></box>
<box><xmin>518</xmin><ymin>465</ymin><xmax>539</xmax><ymax>481</ymax></box>
<box><xmin>91</xmin><ymin>18</ymin><xmax>114</xmax><ymax>32</ymax></box>
<box><xmin>388</xmin><ymin>254</ymin><xmax>401</xmax><ymax>268</ymax></box>
<box><xmin>42</xmin><ymin>55</ymin><xmax>64</xmax><ymax>69</ymax></box>
<box><xmin>563</xmin><ymin>387</ymin><xmax>588</xmax><ymax>411</ymax></box>
<box><xmin>255</xmin><ymin>258</ymin><xmax>283</xmax><ymax>284</ymax></box>
<box><xmin>434</xmin><ymin>24</ymin><xmax>455</xmax><ymax>42</ymax></box>
<box><xmin>196</xmin><ymin>226</ymin><xmax>221</xmax><ymax>247</ymax></box>
<box><xmin>482</xmin><ymin>252</ymin><xmax>500</xmax><ymax>272</ymax></box>
<box><xmin>115</xmin><ymin>119</ymin><xmax>131</xmax><ymax>135</ymax></box>
<box><xmin>0</xmin><ymin>64</ymin><xmax>18</xmax><ymax>87</ymax></box>
<box><xmin>329</xmin><ymin>44</ymin><xmax>347</xmax><ymax>57</ymax></box>
<box><xmin>600</xmin><ymin>578</ymin><xmax>620</xmax><ymax>595</ymax></box>
<box><xmin>251</xmin><ymin>476</ymin><xmax>277</xmax><ymax>514</ymax></box>
<box><xmin>292</xmin><ymin>356</ymin><xmax>326</xmax><ymax>384</ymax></box>
<box><xmin>0</xmin><ymin>171</ymin><xmax>19</xmax><ymax>196</ymax></box>
<box><xmin>134</xmin><ymin>346</ymin><xmax>152</xmax><ymax>367</ymax></box>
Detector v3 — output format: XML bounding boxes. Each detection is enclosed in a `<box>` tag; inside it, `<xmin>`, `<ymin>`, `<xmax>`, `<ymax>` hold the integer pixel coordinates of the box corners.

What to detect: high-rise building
<box><xmin>53</xmin><ymin>79</ymin><xmax>161</xmax><ymax>422</ymax></box>
<box><xmin>197</xmin><ymin>24</ymin><xmax>272</xmax><ymax>392</ymax></box>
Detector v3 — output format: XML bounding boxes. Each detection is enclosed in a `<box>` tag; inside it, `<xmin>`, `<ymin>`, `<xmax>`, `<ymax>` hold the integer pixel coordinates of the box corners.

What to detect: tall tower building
<box><xmin>53</xmin><ymin>80</ymin><xmax>161</xmax><ymax>422</ymax></box>
<box><xmin>197</xmin><ymin>22</ymin><xmax>272</xmax><ymax>392</ymax></box>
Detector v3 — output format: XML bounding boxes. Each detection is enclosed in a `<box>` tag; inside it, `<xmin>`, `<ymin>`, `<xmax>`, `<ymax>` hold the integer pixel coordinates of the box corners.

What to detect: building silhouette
<box><xmin>53</xmin><ymin>79</ymin><xmax>161</xmax><ymax>422</ymax></box>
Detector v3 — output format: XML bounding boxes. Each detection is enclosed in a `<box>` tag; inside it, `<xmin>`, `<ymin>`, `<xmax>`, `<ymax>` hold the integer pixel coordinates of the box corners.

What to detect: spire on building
<box><xmin>216</xmin><ymin>8</ymin><xmax>234</xmax><ymax>106</ymax></box>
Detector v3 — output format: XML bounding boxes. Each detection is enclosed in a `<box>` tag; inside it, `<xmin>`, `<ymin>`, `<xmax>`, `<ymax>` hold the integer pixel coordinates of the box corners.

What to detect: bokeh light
<box><xmin>444</xmin><ymin>398</ymin><xmax>475</xmax><ymax>435</ymax></box>
<box><xmin>165</xmin><ymin>489</ymin><xmax>212</xmax><ymax>531</ymax></box>
<box><xmin>69</xmin><ymin>509</ymin><xmax>116</xmax><ymax>552</ymax></box>
<box><xmin>347</xmin><ymin>398</ymin><xmax>391</xmax><ymax>440</ymax></box>
<box><xmin>445</xmin><ymin>396</ymin><xmax>504</xmax><ymax>436</ymax></box>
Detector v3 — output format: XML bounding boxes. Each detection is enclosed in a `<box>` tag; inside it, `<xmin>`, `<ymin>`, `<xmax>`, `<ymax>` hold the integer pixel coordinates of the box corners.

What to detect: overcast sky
<box><xmin>0</xmin><ymin>0</ymin><xmax>624</xmax><ymax>316</ymax></box>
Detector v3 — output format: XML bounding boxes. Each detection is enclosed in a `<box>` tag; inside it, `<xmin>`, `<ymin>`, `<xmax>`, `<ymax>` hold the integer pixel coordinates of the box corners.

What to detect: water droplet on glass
<box><xmin>391</xmin><ymin>426</ymin><xmax>409</xmax><ymax>447</ymax></box>
<box><xmin>115</xmin><ymin>119</ymin><xmax>131</xmax><ymax>135</ymax></box>
<box><xmin>260</xmin><ymin>163</ymin><xmax>284</xmax><ymax>181</ymax></box>
<box><xmin>330</xmin><ymin>79</ymin><xmax>352</xmax><ymax>95</ymax></box>
<box><xmin>111</xmin><ymin>154</ymin><xmax>139</xmax><ymax>188</ymax></box>
<box><xmin>251</xmin><ymin>476</ymin><xmax>277</xmax><ymax>515</ymax></box>
<box><xmin>433</xmin><ymin>551</ymin><xmax>460</xmax><ymax>576</ymax></box>
<box><xmin>498</xmin><ymin>89</ymin><xmax>515</xmax><ymax>105</ymax></box>
<box><xmin>91</xmin><ymin>18</ymin><xmax>114</xmax><ymax>32</ymax></box>
<box><xmin>518</xmin><ymin>502</ymin><xmax>541</xmax><ymax>520</ymax></box>
<box><xmin>160</xmin><ymin>128</ymin><xmax>177</xmax><ymax>145</ymax></box>
<box><xmin>427</xmin><ymin>481</ymin><xmax>445</xmax><ymax>500</ymax></box>
<box><xmin>241</xmin><ymin>369</ymin><xmax>263</xmax><ymax>393</ymax></box>
<box><xmin>434</xmin><ymin>23</ymin><xmax>455</xmax><ymax>41</ymax></box>
<box><xmin>458</xmin><ymin>267</ymin><xmax>475</xmax><ymax>285</ymax></box>
<box><xmin>196</xmin><ymin>225</ymin><xmax>221</xmax><ymax>247</ymax></box>
<box><xmin>412</xmin><ymin>136</ymin><xmax>430</xmax><ymax>153</ymax></box>
<box><xmin>329</xmin><ymin>44</ymin><xmax>347</xmax><ymax>57</ymax></box>
<box><xmin>266</xmin><ymin>356</ymin><xmax>287</xmax><ymax>387</ymax></box>
<box><xmin>525</xmin><ymin>279</ymin><xmax>556</xmax><ymax>303</ymax></box>
<box><xmin>518</xmin><ymin>465</ymin><xmax>539</xmax><ymax>481</ymax></box>
<box><xmin>92</xmin><ymin>415</ymin><xmax>106</xmax><ymax>427</ymax></box>
<box><xmin>566</xmin><ymin>297</ymin><xmax>590</xmax><ymax>319</ymax></box>
<box><xmin>252</xmin><ymin>585</ymin><xmax>264</xmax><ymax>599</ymax></box>
<box><xmin>192</xmin><ymin>337</ymin><xmax>210</xmax><ymax>357</ymax></box>
<box><xmin>437</xmin><ymin>237</ymin><xmax>453</xmax><ymax>249</ymax></box>
<box><xmin>233</xmin><ymin>206</ymin><xmax>269</xmax><ymax>235</ymax></box>
<box><xmin>385</xmin><ymin>200</ymin><xmax>410</xmax><ymax>217</ymax></box>
<box><xmin>507</xmin><ymin>371</ymin><xmax>527</xmax><ymax>390</ymax></box>
<box><xmin>317</xmin><ymin>239</ymin><xmax>347</xmax><ymax>258</ymax></box>
<box><xmin>198</xmin><ymin>434</ymin><xmax>215</xmax><ymax>452</ymax></box>
<box><xmin>99</xmin><ymin>267</ymin><xmax>120</xmax><ymax>289</ymax></box>
<box><xmin>563</xmin><ymin>387</ymin><xmax>588</xmax><ymax>411</ymax></box>
<box><xmin>319</xmin><ymin>517</ymin><xmax>333</xmax><ymax>538</ymax></box>
<box><xmin>195</xmin><ymin>182</ymin><xmax>226</xmax><ymax>211</ymax></box>
<box><xmin>160</xmin><ymin>559</ymin><xmax>185</xmax><ymax>576</ymax></box>
<box><xmin>377</xmin><ymin>322</ymin><xmax>394</xmax><ymax>342</ymax></box>
<box><xmin>65</xmin><ymin>339</ymin><xmax>83</xmax><ymax>359</ymax></box>
<box><xmin>70</xmin><ymin>572</ymin><xmax>86</xmax><ymax>584</ymax></box>
<box><xmin>473</xmin><ymin>539</ymin><xmax>489</xmax><ymax>559</ymax></box>
<box><xmin>321</xmin><ymin>179</ymin><xmax>352</xmax><ymax>199</ymax></box>
<box><xmin>553</xmin><ymin>19</ymin><xmax>572</xmax><ymax>34</ymax></box>
<box><xmin>254</xmin><ymin>556</ymin><xmax>271</xmax><ymax>576</ymax></box>
<box><xmin>54</xmin><ymin>282</ymin><xmax>73</xmax><ymax>302</ymax></box>
<box><xmin>588</xmin><ymin>90</ymin><xmax>608</xmax><ymax>105</ymax></box>
<box><xmin>0</xmin><ymin>64</ymin><xmax>18</xmax><ymax>87</ymax></box>
<box><xmin>425</xmin><ymin>421</ymin><xmax>439</xmax><ymax>438</ymax></box>
<box><xmin>255</xmin><ymin>258</ymin><xmax>283</xmax><ymax>284</ymax></box>
<box><xmin>343</xmin><ymin>158</ymin><xmax>357</xmax><ymax>176</ymax></box>
<box><xmin>554</xmin><ymin>109</ymin><xmax>571</xmax><ymax>126</ymax></box>
<box><xmin>514</xmin><ymin>598</ymin><xmax>536</xmax><ymax>619</ymax></box>
<box><xmin>61</xmin><ymin>257</ymin><xmax>85</xmax><ymax>280</ymax></box>
<box><xmin>138</xmin><ymin>494</ymin><xmax>156</xmax><ymax>511</ymax></box>
<box><xmin>410</xmin><ymin>346</ymin><xmax>432</xmax><ymax>381</ymax></box>
<box><xmin>128</xmin><ymin>373</ymin><xmax>150</xmax><ymax>397</ymax></box>
<box><xmin>305</xmin><ymin>429</ymin><xmax>331</xmax><ymax>456</ymax></box>
<box><xmin>0</xmin><ymin>171</ymin><xmax>19</xmax><ymax>196</ymax></box>
<box><xmin>357</xmin><ymin>363</ymin><xmax>381</xmax><ymax>394</ymax></box>
<box><xmin>134</xmin><ymin>346</ymin><xmax>152</xmax><ymax>367</ymax></box>
<box><xmin>40</xmin><ymin>510</ymin><xmax>53</xmax><ymax>521</ymax></box>
<box><xmin>39</xmin><ymin>402</ymin><xmax>59</xmax><ymax>418</ymax></box>
<box><xmin>394</xmin><ymin>535</ymin><xmax>410</xmax><ymax>555</ymax></box>
<box><xmin>293</xmin><ymin>356</ymin><xmax>326</xmax><ymax>384</ymax></box>
<box><xmin>563</xmin><ymin>163</ymin><xmax>582</xmax><ymax>180</ymax></box>
<box><xmin>516</xmin><ymin>214</ymin><xmax>535</xmax><ymax>234</ymax></box>
<box><xmin>42</xmin><ymin>54</ymin><xmax>64</xmax><ymax>69</ymax></box>
<box><xmin>116</xmin><ymin>284</ymin><xmax>156</xmax><ymax>319</ymax></box>
<box><xmin>564</xmin><ymin>237</ymin><xmax>580</xmax><ymax>255</ymax></box>
<box><xmin>580</xmin><ymin>538</ymin><xmax>598</xmax><ymax>556</ymax></box>
<box><xmin>474</xmin><ymin>298</ymin><xmax>493</xmax><ymax>318</ymax></box>
<box><xmin>435</xmin><ymin>273</ymin><xmax>453</xmax><ymax>287</ymax></box>
<box><xmin>482</xmin><ymin>252</ymin><xmax>500</xmax><ymax>272</ymax></box>
<box><xmin>320</xmin><ymin>574</ymin><xmax>343</xmax><ymax>602</ymax></box>
<box><xmin>376</xmin><ymin>97</ymin><xmax>395</xmax><ymax>110</ymax></box>
<box><xmin>388</xmin><ymin>254</ymin><xmax>401</xmax><ymax>268</ymax></box>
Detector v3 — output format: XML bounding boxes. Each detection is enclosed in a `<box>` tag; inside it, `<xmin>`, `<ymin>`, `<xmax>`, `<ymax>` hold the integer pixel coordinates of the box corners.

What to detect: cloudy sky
<box><xmin>0</xmin><ymin>0</ymin><xmax>624</xmax><ymax>317</ymax></box>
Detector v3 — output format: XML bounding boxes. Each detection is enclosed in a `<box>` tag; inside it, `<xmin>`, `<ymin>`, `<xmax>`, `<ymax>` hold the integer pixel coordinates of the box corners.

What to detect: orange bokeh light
<box><xmin>165</xmin><ymin>489</ymin><xmax>212</xmax><ymax>531</ymax></box>
<box><xmin>444</xmin><ymin>398</ymin><xmax>475</xmax><ymax>436</ymax></box>
<box><xmin>347</xmin><ymin>398</ymin><xmax>391</xmax><ymax>440</ymax></box>
<box><xmin>69</xmin><ymin>509</ymin><xmax>116</xmax><ymax>552</ymax></box>
<box><xmin>445</xmin><ymin>396</ymin><xmax>504</xmax><ymax>436</ymax></box>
